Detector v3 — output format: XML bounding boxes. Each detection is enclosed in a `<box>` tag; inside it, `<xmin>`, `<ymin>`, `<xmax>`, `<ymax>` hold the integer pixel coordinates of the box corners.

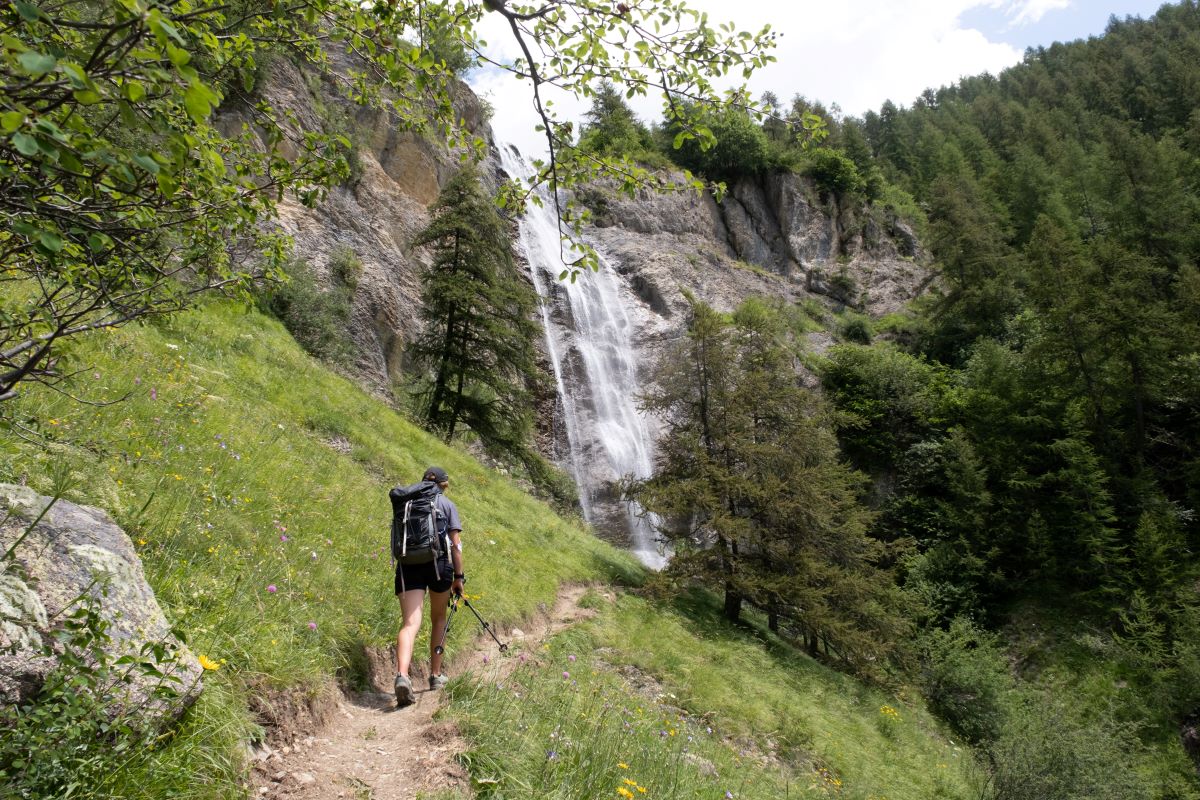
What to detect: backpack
<box><xmin>389</xmin><ymin>481</ymin><xmax>449</xmax><ymax>567</ymax></box>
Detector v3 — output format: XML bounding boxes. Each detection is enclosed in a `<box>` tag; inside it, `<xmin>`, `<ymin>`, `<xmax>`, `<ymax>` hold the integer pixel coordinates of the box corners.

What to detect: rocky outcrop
<box><xmin>222</xmin><ymin>54</ymin><xmax>498</xmax><ymax>393</ymax></box>
<box><xmin>0</xmin><ymin>484</ymin><xmax>201</xmax><ymax>715</ymax></box>
<box><xmin>583</xmin><ymin>170</ymin><xmax>930</xmax><ymax>323</ymax></box>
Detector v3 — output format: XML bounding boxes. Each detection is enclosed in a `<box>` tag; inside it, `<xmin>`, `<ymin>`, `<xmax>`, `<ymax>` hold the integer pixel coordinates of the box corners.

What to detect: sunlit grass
<box><xmin>448</xmin><ymin>591</ymin><xmax>984</xmax><ymax>800</ymax></box>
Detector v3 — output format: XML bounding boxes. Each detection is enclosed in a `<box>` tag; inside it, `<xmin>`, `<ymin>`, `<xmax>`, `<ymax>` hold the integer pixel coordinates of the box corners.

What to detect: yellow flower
<box><xmin>198</xmin><ymin>654</ymin><xmax>220</xmax><ymax>671</ymax></box>
<box><xmin>623</xmin><ymin>779</ymin><xmax>638</xmax><ymax>786</ymax></box>
<box><xmin>618</xmin><ymin>763</ymin><xmax>629</xmax><ymax>770</ymax></box>
<box><xmin>637</xmin><ymin>789</ymin><xmax>646</xmax><ymax>795</ymax></box>
<box><xmin>617</xmin><ymin>788</ymin><xmax>634</xmax><ymax>799</ymax></box>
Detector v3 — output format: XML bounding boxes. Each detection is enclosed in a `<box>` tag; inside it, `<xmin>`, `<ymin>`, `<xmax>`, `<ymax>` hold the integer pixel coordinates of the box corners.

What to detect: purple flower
<box><xmin>660</xmin><ymin>730</ymin><xmax>668</xmax><ymax>737</ymax></box>
<box><xmin>519</xmin><ymin>653</ymin><xmax>528</xmax><ymax>664</ymax></box>
<box><xmin>725</xmin><ymin>793</ymin><xmax>734</xmax><ymax>799</ymax></box>
<box><xmin>562</xmin><ymin>671</ymin><xmax>569</xmax><ymax>679</ymax></box>
<box><xmin>150</xmin><ymin>387</ymin><xmax>157</xmax><ymax>401</ymax></box>
<box><xmin>267</xmin><ymin>584</ymin><xmax>277</xmax><ymax>593</ymax></box>
<box><xmin>546</xmin><ymin>750</ymin><xmax>557</xmax><ymax>760</ymax></box>
<box><xmin>280</xmin><ymin>534</ymin><xmax>288</xmax><ymax>542</ymax></box>
<box><xmin>483</xmin><ymin>655</ymin><xmax>490</xmax><ymax>665</ymax></box>
<box><xmin>568</xmin><ymin>654</ymin><xmax>576</xmax><ymax>663</ymax></box>
<box><xmin>307</xmin><ymin>621</ymin><xmax>317</xmax><ymax>631</ymax></box>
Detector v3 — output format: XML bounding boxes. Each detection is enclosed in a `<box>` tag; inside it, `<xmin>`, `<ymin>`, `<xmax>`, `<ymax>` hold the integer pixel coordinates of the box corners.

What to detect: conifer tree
<box><xmin>634</xmin><ymin>295</ymin><xmax>908</xmax><ymax>669</ymax></box>
<box><xmin>409</xmin><ymin>166</ymin><xmax>541</xmax><ymax>456</ymax></box>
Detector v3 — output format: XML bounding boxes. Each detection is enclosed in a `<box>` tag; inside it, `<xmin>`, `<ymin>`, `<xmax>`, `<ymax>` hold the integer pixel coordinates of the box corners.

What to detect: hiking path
<box><xmin>250</xmin><ymin>584</ymin><xmax>601</xmax><ymax>800</ymax></box>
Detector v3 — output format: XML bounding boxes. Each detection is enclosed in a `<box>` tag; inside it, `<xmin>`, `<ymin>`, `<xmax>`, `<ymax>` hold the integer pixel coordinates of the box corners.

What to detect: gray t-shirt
<box><xmin>436</xmin><ymin>494</ymin><xmax>462</xmax><ymax>534</ymax></box>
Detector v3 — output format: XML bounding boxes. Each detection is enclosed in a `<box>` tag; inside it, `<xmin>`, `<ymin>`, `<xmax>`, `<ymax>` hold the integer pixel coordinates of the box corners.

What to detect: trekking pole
<box><xmin>461</xmin><ymin>596</ymin><xmax>508</xmax><ymax>652</ymax></box>
<box><xmin>434</xmin><ymin>595</ymin><xmax>458</xmax><ymax>656</ymax></box>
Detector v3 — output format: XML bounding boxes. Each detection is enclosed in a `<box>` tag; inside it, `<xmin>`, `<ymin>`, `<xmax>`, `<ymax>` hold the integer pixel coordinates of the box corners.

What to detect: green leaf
<box><xmin>72</xmin><ymin>89</ymin><xmax>102</xmax><ymax>105</ymax></box>
<box><xmin>11</xmin><ymin>132</ymin><xmax>38</xmax><ymax>156</ymax></box>
<box><xmin>17</xmin><ymin>51</ymin><xmax>56</xmax><ymax>76</ymax></box>
<box><xmin>166</xmin><ymin>43</ymin><xmax>191</xmax><ymax>68</ymax></box>
<box><xmin>183</xmin><ymin>84</ymin><xmax>214</xmax><ymax>122</ymax></box>
<box><xmin>132</xmin><ymin>154</ymin><xmax>160</xmax><ymax>174</ymax></box>
<box><xmin>1</xmin><ymin>111</ymin><xmax>24</xmax><ymax>132</ymax></box>
<box><xmin>39</xmin><ymin>230</ymin><xmax>63</xmax><ymax>252</ymax></box>
<box><xmin>12</xmin><ymin>1</ymin><xmax>40</xmax><ymax>22</ymax></box>
<box><xmin>124</xmin><ymin>81</ymin><xmax>146</xmax><ymax>102</ymax></box>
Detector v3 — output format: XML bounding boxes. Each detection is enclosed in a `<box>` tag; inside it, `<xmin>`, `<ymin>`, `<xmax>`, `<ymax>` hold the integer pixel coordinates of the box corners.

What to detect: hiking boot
<box><xmin>394</xmin><ymin>674</ymin><xmax>415</xmax><ymax>707</ymax></box>
<box><xmin>429</xmin><ymin>673</ymin><xmax>449</xmax><ymax>691</ymax></box>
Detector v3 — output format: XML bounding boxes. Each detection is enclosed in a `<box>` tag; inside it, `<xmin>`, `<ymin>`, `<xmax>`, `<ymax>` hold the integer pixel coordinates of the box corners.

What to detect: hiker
<box><xmin>392</xmin><ymin>466</ymin><xmax>465</xmax><ymax>707</ymax></box>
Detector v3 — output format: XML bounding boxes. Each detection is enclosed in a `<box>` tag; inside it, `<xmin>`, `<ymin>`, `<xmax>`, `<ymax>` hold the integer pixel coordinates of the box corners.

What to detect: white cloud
<box><xmin>997</xmin><ymin>0</ymin><xmax>1073</xmax><ymax>27</ymax></box>
<box><xmin>469</xmin><ymin>1</ymin><xmax>1027</xmax><ymax>159</ymax></box>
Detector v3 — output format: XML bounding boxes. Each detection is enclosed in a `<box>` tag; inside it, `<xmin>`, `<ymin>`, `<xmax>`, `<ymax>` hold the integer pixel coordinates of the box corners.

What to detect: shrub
<box><xmin>0</xmin><ymin>591</ymin><xmax>190</xmax><ymax>797</ymax></box>
<box><xmin>258</xmin><ymin>253</ymin><xmax>356</xmax><ymax>362</ymax></box>
<box><xmin>919</xmin><ymin>617</ymin><xmax>1014</xmax><ymax>744</ymax></box>
<box><xmin>802</xmin><ymin>147</ymin><xmax>866</xmax><ymax>196</ymax></box>
<box><xmin>664</xmin><ymin>106</ymin><xmax>772</xmax><ymax>182</ymax></box>
<box><xmin>838</xmin><ymin>311</ymin><xmax>874</xmax><ymax>344</ymax></box>
<box><xmin>989</xmin><ymin>701</ymin><xmax>1152</xmax><ymax>800</ymax></box>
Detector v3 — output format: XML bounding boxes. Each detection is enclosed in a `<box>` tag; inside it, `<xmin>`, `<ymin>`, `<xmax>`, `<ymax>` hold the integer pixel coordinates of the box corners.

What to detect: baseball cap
<box><xmin>424</xmin><ymin>466</ymin><xmax>449</xmax><ymax>483</ymax></box>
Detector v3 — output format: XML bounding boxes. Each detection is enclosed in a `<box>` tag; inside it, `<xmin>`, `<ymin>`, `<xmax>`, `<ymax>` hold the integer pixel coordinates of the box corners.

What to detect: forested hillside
<box><xmin>576</xmin><ymin>3</ymin><xmax>1200</xmax><ymax>793</ymax></box>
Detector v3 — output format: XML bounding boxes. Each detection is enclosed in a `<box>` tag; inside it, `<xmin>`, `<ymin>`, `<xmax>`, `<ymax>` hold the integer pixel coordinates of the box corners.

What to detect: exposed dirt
<box><xmin>249</xmin><ymin>584</ymin><xmax>603</xmax><ymax>800</ymax></box>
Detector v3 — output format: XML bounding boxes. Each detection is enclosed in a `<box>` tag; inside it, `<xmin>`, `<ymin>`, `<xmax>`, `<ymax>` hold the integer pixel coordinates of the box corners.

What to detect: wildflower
<box><xmin>562</xmin><ymin>671</ymin><xmax>570</xmax><ymax>679</ymax></box>
<box><xmin>198</xmin><ymin>654</ymin><xmax>220</xmax><ymax>671</ymax></box>
<box><xmin>311</xmin><ymin>551</ymin><xmax>318</xmax><ymax>560</ymax></box>
<box><xmin>623</xmin><ymin>779</ymin><xmax>637</xmax><ymax>787</ymax></box>
<box><xmin>150</xmin><ymin>388</ymin><xmax>157</xmax><ymax>400</ymax></box>
<box><xmin>617</xmin><ymin>789</ymin><xmax>634</xmax><ymax>799</ymax></box>
<box><xmin>618</xmin><ymin>763</ymin><xmax>629</xmax><ymax>770</ymax></box>
<box><xmin>637</xmin><ymin>788</ymin><xmax>646</xmax><ymax>794</ymax></box>
<box><xmin>307</xmin><ymin>621</ymin><xmax>317</xmax><ymax>631</ymax></box>
<box><xmin>280</xmin><ymin>534</ymin><xmax>288</xmax><ymax>542</ymax></box>
<box><xmin>725</xmin><ymin>792</ymin><xmax>734</xmax><ymax>799</ymax></box>
<box><xmin>568</xmin><ymin>654</ymin><xmax>576</xmax><ymax>663</ymax></box>
<box><xmin>483</xmin><ymin>655</ymin><xmax>490</xmax><ymax>665</ymax></box>
<box><xmin>267</xmin><ymin>584</ymin><xmax>277</xmax><ymax>593</ymax></box>
<box><xmin>519</xmin><ymin>653</ymin><xmax>528</xmax><ymax>664</ymax></box>
<box><xmin>546</xmin><ymin>750</ymin><xmax>557</xmax><ymax>760</ymax></box>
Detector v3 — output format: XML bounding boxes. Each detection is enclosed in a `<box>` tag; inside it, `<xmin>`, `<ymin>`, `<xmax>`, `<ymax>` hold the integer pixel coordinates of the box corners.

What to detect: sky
<box><xmin>468</xmin><ymin>0</ymin><xmax>1170</xmax><ymax>159</ymax></box>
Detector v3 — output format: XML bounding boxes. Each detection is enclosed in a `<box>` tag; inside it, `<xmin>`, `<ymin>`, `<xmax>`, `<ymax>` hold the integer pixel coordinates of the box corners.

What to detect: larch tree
<box><xmin>409</xmin><ymin>164</ymin><xmax>540</xmax><ymax>455</ymax></box>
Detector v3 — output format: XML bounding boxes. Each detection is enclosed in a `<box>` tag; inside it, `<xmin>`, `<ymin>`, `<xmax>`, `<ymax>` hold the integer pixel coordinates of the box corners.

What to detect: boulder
<box><xmin>0</xmin><ymin>484</ymin><xmax>201</xmax><ymax>716</ymax></box>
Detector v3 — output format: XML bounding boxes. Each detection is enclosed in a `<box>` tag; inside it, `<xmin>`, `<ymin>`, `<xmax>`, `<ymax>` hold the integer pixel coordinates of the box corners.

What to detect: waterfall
<box><xmin>499</xmin><ymin>145</ymin><xmax>666</xmax><ymax>569</ymax></box>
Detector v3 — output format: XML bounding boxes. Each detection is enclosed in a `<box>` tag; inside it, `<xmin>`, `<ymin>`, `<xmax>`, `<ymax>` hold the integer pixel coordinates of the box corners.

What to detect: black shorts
<box><xmin>395</xmin><ymin>559</ymin><xmax>452</xmax><ymax>595</ymax></box>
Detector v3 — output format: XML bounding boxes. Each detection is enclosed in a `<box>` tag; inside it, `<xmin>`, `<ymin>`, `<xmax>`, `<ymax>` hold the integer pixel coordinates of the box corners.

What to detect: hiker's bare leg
<box><xmin>396</xmin><ymin>589</ymin><xmax>425</xmax><ymax>676</ymax></box>
<box><xmin>429</xmin><ymin>590</ymin><xmax>451</xmax><ymax>676</ymax></box>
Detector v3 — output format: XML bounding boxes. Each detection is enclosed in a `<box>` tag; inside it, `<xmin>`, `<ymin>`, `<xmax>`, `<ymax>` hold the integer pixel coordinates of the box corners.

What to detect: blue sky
<box><xmin>472</xmin><ymin>1</ymin><xmax>1176</xmax><ymax>157</ymax></box>
<box><xmin>961</xmin><ymin>1</ymin><xmax>1169</xmax><ymax>50</ymax></box>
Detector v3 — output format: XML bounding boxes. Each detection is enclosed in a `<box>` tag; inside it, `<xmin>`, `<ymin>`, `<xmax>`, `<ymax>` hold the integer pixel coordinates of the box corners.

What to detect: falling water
<box><xmin>499</xmin><ymin>145</ymin><xmax>666</xmax><ymax>569</ymax></box>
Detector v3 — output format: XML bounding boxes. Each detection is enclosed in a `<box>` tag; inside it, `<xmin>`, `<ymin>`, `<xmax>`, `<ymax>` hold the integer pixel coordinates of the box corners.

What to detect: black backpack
<box><xmin>389</xmin><ymin>480</ymin><xmax>448</xmax><ymax>566</ymax></box>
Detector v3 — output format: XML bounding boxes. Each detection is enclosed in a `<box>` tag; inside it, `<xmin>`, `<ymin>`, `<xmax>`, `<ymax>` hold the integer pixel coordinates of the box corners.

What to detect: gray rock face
<box><xmin>231</xmin><ymin>55</ymin><xmax>497</xmax><ymax>395</ymax></box>
<box><xmin>0</xmin><ymin>484</ymin><xmax>201</xmax><ymax>714</ymax></box>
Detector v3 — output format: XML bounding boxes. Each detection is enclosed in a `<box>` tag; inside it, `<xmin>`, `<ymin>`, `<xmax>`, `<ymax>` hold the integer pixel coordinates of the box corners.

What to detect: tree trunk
<box><xmin>723</xmin><ymin>584</ymin><xmax>741</xmax><ymax>623</ymax></box>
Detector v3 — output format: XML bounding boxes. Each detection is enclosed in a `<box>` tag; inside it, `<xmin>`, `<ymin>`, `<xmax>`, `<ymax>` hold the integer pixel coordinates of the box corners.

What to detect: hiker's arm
<box><xmin>450</xmin><ymin>530</ymin><xmax>464</xmax><ymax>595</ymax></box>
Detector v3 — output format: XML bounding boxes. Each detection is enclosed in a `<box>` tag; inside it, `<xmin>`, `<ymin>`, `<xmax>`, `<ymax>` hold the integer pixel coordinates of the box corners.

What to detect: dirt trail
<box><xmin>250</xmin><ymin>584</ymin><xmax>600</xmax><ymax>800</ymax></box>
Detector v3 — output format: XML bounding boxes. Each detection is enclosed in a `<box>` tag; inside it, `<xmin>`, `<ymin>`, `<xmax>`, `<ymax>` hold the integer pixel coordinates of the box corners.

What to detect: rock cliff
<box><xmin>249</xmin><ymin>65</ymin><xmax>932</xmax><ymax>533</ymax></box>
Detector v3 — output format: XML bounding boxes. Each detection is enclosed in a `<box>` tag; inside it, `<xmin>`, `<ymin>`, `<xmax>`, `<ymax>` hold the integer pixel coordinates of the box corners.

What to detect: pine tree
<box><xmin>408</xmin><ymin>165</ymin><xmax>541</xmax><ymax>455</ymax></box>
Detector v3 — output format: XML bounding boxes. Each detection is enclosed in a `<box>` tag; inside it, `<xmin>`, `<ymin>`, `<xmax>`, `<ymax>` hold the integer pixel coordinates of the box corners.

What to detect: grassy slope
<box><xmin>5</xmin><ymin>302</ymin><xmax>979</xmax><ymax>799</ymax></box>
